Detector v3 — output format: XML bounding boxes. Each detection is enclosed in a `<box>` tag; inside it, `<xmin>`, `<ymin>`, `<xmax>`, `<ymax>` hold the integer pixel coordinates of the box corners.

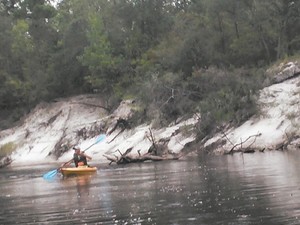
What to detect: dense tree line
<box><xmin>0</xmin><ymin>0</ymin><xmax>299</xmax><ymax>134</ymax></box>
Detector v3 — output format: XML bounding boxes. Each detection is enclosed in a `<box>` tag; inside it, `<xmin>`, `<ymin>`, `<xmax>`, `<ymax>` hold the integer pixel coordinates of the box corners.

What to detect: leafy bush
<box><xmin>0</xmin><ymin>142</ymin><xmax>16</xmax><ymax>158</ymax></box>
<box><xmin>193</xmin><ymin>67</ymin><xmax>264</xmax><ymax>138</ymax></box>
<box><xmin>135</xmin><ymin>66</ymin><xmax>264</xmax><ymax>139</ymax></box>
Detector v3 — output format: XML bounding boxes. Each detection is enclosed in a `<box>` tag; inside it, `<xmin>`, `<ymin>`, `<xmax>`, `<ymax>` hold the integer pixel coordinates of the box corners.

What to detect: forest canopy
<box><xmin>0</xmin><ymin>0</ymin><xmax>299</xmax><ymax>132</ymax></box>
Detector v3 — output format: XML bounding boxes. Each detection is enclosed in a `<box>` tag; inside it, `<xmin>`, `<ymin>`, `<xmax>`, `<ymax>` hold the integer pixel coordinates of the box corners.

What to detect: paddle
<box><xmin>43</xmin><ymin>134</ymin><xmax>106</xmax><ymax>180</ymax></box>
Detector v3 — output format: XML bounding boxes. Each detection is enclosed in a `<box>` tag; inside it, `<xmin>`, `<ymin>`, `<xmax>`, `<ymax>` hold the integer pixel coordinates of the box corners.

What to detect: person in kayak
<box><xmin>72</xmin><ymin>146</ymin><xmax>92</xmax><ymax>167</ymax></box>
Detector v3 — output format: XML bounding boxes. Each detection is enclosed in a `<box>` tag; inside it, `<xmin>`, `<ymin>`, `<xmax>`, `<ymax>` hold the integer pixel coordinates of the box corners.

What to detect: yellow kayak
<box><xmin>60</xmin><ymin>166</ymin><xmax>97</xmax><ymax>176</ymax></box>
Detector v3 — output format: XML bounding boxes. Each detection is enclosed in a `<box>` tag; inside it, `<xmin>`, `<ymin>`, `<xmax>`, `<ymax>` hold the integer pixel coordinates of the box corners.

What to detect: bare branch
<box><xmin>227</xmin><ymin>132</ymin><xmax>262</xmax><ymax>154</ymax></box>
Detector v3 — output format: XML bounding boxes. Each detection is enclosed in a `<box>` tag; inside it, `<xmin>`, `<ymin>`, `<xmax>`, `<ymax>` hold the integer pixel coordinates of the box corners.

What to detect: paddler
<box><xmin>72</xmin><ymin>146</ymin><xmax>92</xmax><ymax>167</ymax></box>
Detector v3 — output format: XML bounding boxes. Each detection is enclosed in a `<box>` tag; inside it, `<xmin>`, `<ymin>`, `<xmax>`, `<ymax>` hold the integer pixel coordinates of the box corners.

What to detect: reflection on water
<box><xmin>61</xmin><ymin>175</ymin><xmax>93</xmax><ymax>204</ymax></box>
<box><xmin>1</xmin><ymin>151</ymin><xmax>300</xmax><ymax>224</ymax></box>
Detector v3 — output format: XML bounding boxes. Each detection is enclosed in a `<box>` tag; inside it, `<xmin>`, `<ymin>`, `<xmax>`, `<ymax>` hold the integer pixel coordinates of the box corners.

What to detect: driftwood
<box><xmin>146</xmin><ymin>128</ymin><xmax>158</xmax><ymax>155</ymax></box>
<box><xmin>103</xmin><ymin>148</ymin><xmax>181</xmax><ymax>165</ymax></box>
<box><xmin>221</xmin><ymin>131</ymin><xmax>263</xmax><ymax>154</ymax></box>
<box><xmin>103</xmin><ymin>127</ymin><xmax>181</xmax><ymax>164</ymax></box>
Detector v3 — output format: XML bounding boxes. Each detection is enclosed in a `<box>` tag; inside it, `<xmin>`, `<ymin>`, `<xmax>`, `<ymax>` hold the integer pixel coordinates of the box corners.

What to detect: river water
<box><xmin>1</xmin><ymin>151</ymin><xmax>300</xmax><ymax>224</ymax></box>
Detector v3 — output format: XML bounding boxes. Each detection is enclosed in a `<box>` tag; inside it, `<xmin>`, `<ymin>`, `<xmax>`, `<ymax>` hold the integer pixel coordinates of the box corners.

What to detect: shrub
<box><xmin>191</xmin><ymin>67</ymin><xmax>264</xmax><ymax>138</ymax></box>
<box><xmin>0</xmin><ymin>142</ymin><xmax>17</xmax><ymax>158</ymax></box>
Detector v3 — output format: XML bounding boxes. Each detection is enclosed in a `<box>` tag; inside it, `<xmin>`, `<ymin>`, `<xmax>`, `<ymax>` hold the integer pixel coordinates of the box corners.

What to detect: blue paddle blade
<box><xmin>43</xmin><ymin>169</ymin><xmax>58</xmax><ymax>180</ymax></box>
<box><xmin>95</xmin><ymin>134</ymin><xmax>106</xmax><ymax>144</ymax></box>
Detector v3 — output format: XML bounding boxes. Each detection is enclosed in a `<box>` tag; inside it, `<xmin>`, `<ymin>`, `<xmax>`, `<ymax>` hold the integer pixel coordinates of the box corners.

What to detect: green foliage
<box><xmin>0</xmin><ymin>142</ymin><xmax>16</xmax><ymax>157</ymax></box>
<box><xmin>194</xmin><ymin>67</ymin><xmax>263</xmax><ymax>138</ymax></box>
<box><xmin>136</xmin><ymin>66</ymin><xmax>263</xmax><ymax>135</ymax></box>
<box><xmin>0</xmin><ymin>0</ymin><xmax>299</xmax><ymax>132</ymax></box>
<box><xmin>78</xmin><ymin>12</ymin><xmax>123</xmax><ymax>96</ymax></box>
<box><xmin>11</xmin><ymin>20</ymin><xmax>33</xmax><ymax>56</ymax></box>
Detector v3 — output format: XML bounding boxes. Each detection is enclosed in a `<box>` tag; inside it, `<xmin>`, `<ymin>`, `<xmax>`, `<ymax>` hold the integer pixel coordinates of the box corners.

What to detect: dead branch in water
<box><xmin>146</xmin><ymin>128</ymin><xmax>158</xmax><ymax>155</ymax></box>
<box><xmin>103</xmin><ymin>147</ymin><xmax>182</xmax><ymax>165</ymax></box>
<box><xmin>221</xmin><ymin>131</ymin><xmax>262</xmax><ymax>154</ymax></box>
<box><xmin>103</xmin><ymin>127</ymin><xmax>182</xmax><ymax>165</ymax></box>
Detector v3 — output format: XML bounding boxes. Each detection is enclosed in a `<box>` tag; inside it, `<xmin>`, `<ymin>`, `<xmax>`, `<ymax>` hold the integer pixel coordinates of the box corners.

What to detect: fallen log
<box><xmin>103</xmin><ymin>148</ymin><xmax>181</xmax><ymax>165</ymax></box>
<box><xmin>103</xmin><ymin>127</ymin><xmax>182</xmax><ymax>165</ymax></box>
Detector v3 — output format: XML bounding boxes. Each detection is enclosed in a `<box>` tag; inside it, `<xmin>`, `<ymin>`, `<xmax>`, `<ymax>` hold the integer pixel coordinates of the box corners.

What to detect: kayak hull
<box><xmin>60</xmin><ymin>166</ymin><xmax>97</xmax><ymax>176</ymax></box>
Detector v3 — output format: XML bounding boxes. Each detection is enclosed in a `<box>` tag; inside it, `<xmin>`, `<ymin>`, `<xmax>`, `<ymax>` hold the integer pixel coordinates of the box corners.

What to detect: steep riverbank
<box><xmin>203</xmin><ymin>62</ymin><xmax>300</xmax><ymax>154</ymax></box>
<box><xmin>0</xmin><ymin>61</ymin><xmax>300</xmax><ymax>167</ymax></box>
<box><xmin>0</xmin><ymin>96</ymin><xmax>197</xmax><ymax>167</ymax></box>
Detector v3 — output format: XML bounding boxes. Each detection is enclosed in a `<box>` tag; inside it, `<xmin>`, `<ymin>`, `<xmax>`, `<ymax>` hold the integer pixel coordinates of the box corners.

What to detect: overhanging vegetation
<box><xmin>0</xmin><ymin>0</ymin><xmax>299</xmax><ymax>140</ymax></box>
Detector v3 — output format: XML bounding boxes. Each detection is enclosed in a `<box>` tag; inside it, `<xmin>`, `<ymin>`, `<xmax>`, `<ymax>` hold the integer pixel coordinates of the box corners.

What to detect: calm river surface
<box><xmin>1</xmin><ymin>151</ymin><xmax>300</xmax><ymax>224</ymax></box>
